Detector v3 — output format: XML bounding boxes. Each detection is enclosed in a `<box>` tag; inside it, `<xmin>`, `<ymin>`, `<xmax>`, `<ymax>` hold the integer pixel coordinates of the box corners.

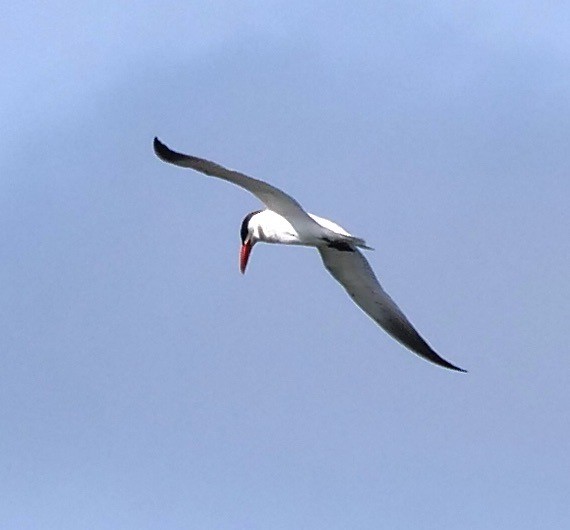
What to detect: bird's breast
<box><xmin>251</xmin><ymin>210</ymin><xmax>307</xmax><ymax>245</ymax></box>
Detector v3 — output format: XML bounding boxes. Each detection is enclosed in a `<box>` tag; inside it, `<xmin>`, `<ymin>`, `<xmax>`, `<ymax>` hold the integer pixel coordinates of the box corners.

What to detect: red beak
<box><xmin>240</xmin><ymin>241</ymin><xmax>253</xmax><ymax>274</ymax></box>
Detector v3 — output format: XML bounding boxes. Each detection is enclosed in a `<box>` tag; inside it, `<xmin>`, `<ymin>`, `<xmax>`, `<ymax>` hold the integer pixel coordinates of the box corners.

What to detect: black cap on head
<box><xmin>240</xmin><ymin>210</ymin><xmax>262</xmax><ymax>244</ymax></box>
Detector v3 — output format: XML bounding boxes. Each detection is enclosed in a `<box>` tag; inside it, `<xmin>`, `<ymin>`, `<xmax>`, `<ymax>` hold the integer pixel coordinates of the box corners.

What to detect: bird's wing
<box><xmin>318</xmin><ymin>246</ymin><xmax>466</xmax><ymax>372</ymax></box>
<box><xmin>154</xmin><ymin>137</ymin><xmax>321</xmax><ymax>230</ymax></box>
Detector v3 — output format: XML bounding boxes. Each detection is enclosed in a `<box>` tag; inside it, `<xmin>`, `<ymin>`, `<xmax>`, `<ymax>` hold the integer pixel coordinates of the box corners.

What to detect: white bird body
<box><xmin>153</xmin><ymin>137</ymin><xmax>466</xmax><ymax>372</ymax></box>
<box><xmin>248</xmin><ymin>210</ymin><xmax>351</xmax><ymax>246</ymax></box>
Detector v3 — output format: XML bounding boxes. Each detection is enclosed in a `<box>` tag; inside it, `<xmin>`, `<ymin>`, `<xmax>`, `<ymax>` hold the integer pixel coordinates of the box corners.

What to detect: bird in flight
<box><xmin>153</xmin><ymin>137</ymin><xmax>466</xmax><ymax>372</ymax></box>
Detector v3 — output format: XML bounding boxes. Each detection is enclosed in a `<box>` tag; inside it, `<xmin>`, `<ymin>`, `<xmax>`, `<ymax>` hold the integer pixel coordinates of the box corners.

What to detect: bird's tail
<box><xmin>342</xmin><ymin>235</ymin><xmax>374</xmax><ymax>251</ymax></box>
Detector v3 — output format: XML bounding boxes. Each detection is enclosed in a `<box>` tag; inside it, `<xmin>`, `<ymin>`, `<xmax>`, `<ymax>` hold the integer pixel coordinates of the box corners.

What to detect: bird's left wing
<box><xmin>318</xmin><ymin>247</ymin><xmax>466</xmax><ymax>372</ymax></box>
<box><xmin>154</xmin><ymin>137</ymin><xmax>319</xmax><ymax>228</ymax></box>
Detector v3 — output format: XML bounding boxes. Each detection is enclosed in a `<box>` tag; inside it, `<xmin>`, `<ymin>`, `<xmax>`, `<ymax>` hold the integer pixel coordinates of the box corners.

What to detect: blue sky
<box><xmin>2</xmin><ymin>2</ymin><xmax>569</xmax><ymax>528</ymax></box>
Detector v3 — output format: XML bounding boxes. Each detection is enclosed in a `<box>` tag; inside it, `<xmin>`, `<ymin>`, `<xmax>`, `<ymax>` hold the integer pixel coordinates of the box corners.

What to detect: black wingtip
<box><xmin>154</xmin><ymin>137</ymin><xmax>195</xmax><ymax>168</ymax></box>
<box><xmin>413</xmin><ymin>335</ymin><xmax>467</xmax><ymax>373</ymax></box>
<box><xmin>448</xmin><ymin>364</ymin><xmax>468</xmax><ymax>373</ymax></box>
<box><xmin>153</xmin><ymin>136</ymin><xmax>170</xmax><ymax>160</ymax></box>
<box><xmin>431</xmin><ymin>354</ymin><xmax>467</xmax><ymax>373</ymax></box>
<box><xmin>439</xmin><ymin>358</ymin><xmax>468</xmax><ymax>373</ymax></box>
<box><xmin>417</xmin><ymin>342</ymin><xmax>467</xmax><ymax>373</ymax></box>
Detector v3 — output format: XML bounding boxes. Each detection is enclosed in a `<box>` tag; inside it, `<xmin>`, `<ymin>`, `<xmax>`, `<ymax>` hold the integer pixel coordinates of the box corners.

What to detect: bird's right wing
<box><xmin>318</xmin><ymin>246</ymin><xmax>466</xmax><ymax>372</ymax></box>
<box><xmin>154</xmin><ymin>137</ymin><xmax>320</xmax><ymax>230</ymax></box>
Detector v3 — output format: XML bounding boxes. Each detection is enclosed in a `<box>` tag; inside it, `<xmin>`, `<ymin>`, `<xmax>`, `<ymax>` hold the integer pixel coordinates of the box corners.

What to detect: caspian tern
<box><xmin>153</xmin><ymin>137</ymin><xmax>466</xmax><ymax>372</ymax></box>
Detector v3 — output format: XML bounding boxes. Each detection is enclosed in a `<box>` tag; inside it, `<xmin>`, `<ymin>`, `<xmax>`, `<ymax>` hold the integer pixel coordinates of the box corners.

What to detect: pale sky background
<box><xmin>2</xmin><ymin>2</ymin><xmax>569</xmax><ymax>529</ymax></box>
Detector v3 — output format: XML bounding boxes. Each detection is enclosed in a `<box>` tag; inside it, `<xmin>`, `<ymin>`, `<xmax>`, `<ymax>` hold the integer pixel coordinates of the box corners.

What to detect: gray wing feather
<box><xmin>154</xmin><ymin>137</ymin><xmax>318</xmax><ymax>226</ymax></box>
<box><xmin>318</xmin><ymin>247</ymin><xmax>466</xmax><ymax>372</ymax></box>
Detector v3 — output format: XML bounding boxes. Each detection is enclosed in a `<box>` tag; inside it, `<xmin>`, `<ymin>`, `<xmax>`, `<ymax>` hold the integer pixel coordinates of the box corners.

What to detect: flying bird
<box><xmin>153</xmin><ymin>137</ymin><xmax>466</xmax><ymax>372</ymax></box>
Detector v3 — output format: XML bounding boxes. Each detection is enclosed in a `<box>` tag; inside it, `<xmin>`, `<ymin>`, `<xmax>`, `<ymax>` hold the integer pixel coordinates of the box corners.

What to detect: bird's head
<box><xmin>239</xmin><ymin>211</ymin><xmax>261</xmax><ymax>274</ymax></box>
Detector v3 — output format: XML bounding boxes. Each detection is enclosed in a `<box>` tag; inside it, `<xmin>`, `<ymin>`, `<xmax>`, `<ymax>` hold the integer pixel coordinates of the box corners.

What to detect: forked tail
<box><xmin>323</xmin><ymin>234</ymin><xmax>374</xmax><ymax>252</ymax></box>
